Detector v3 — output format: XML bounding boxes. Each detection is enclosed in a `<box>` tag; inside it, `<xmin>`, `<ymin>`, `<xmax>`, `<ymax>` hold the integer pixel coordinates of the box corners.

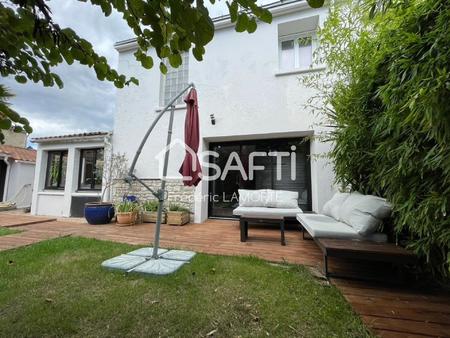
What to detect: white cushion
<box><xmin>238</xmin><ymin>189</ymin><xmax>267</xmax><ymax>207</ymax></box>
<box><xmin>341</xmin><ymin>194</ymin><xmax>392</xmax><ymax>236</ymax></box>
<box><xmin>322</xmin><ymin>192</ymin><xmax>350</xmax><ymax>219</ymax></box>
<box><xmin>296</xmin><ymin>213</ymin><xmax>387</xmax><ymax>242</ymax></box>
<box><xmin>233</xmin><ymin>206</ymin><xmax>303</xmax><ymax>219</ymax></box>
<box><xmin>266</xmin><ymin>189</ymin><xmax>299</xmax><ymax>209</ymax></box>
<box><xmin>338</xmin><ymin>191</ymin><xmax>364</xmax><ymax>221</ymax></box>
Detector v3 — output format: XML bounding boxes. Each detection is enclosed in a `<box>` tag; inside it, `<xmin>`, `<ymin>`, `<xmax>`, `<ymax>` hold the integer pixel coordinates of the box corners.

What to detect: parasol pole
<box><xmin>125</xmin><ymin>82</ymin><xmax>195</xmax><ymax>259</ymax></box>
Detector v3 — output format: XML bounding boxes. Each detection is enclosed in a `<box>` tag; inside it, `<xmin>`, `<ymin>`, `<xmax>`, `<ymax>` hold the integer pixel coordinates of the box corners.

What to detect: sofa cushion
<box><xmin>338</xmin><ymin>191</ymin><xmax>364</xmax><ymax>221</ymax></box>
<box><xmin>322</xmin><ymin>192</ymin><xmax>350</xmax><ymax>220</ymax></box>
<box><xmin>296</xmin><ymin>213</ymin><xmax>387</xmax><ymax>242</ymax></box>
<box><xmin>266</xmin><ymin>189</ymin><xmax>299</xmax><ymax>209</ymax></box>
<box><xmin>233</xmin><ymin>206</ymin><xmax>303</xmax><ymax>219</ymax></box>
<box><xmin>238</xmin><ymin>189</ymin><xmax>267</xmax><ymax>207</ymax></box>
<box><xmin>341</xmin><ymin>194</ymin><xmax>392</xmax><ymax>236</ymax></box>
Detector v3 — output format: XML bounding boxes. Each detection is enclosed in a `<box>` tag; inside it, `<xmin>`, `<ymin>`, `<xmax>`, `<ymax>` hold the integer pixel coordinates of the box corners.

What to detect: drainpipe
<box><xmin>103</xmin><ymin>132</ymin><xmax>113</xmax><ymax>202</ymax></box>
<box><xmin>1</xmin><ymin>156</ymin><xmax>10</xmax><ymax>202</ymax></box>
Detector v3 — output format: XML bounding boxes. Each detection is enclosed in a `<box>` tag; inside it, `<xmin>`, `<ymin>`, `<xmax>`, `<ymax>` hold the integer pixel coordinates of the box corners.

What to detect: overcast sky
<box><xmin>2</xmin><ymin>1</ymin><xmax>271</xmax><ymax>140</ymax></box>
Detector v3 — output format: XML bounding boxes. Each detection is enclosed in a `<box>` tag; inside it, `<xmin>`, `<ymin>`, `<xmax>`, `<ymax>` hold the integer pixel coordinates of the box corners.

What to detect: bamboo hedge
<box><xmin>314</xmin><ymin>0</ymin><xmax>450</xmax><ymax>279</ymax></box>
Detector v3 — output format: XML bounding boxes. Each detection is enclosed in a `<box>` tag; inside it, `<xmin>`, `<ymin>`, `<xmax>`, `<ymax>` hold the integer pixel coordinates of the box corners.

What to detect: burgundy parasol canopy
<box><xmin>179</xmin><ymin>88</ymin><xmax>202</xmax><ymax>186</ymax></box>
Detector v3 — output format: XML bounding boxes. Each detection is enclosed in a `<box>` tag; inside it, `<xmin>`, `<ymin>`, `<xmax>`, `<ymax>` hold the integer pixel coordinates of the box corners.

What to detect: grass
<box><xmin>0</xmin><ymin>227</ymin><xmax>21</xmax><ymax>236</ymax></box>
<box><xmin>0</xmin><ymin>237</ymin><xmax>371</xmax><ymax>337</ymax></box>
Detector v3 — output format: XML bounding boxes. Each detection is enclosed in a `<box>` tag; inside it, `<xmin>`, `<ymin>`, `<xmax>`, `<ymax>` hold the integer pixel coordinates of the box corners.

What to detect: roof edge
<box><xmin>114</xmin><ymin>0</ymin><xmax>310</xmax><ymax>52</ymax></box>
<box><xmin>31</xmin><ymin>131</ymin><xmax>111</xmax><ymax>144</ymax></box>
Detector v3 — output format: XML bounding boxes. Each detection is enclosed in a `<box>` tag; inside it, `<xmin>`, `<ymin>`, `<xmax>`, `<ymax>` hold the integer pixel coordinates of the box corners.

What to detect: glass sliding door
<box><xmin>208</xmin><ymin>138</ymin><xmax>311</xmax><ymax>218</ymax></box>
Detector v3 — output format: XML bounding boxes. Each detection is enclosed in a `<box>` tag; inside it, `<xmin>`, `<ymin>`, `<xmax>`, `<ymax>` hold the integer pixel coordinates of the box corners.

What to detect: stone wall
<box><xmin>112</xmin><ymin>179</ymin><xmax>195</xmax><ymax>212</ymax></box>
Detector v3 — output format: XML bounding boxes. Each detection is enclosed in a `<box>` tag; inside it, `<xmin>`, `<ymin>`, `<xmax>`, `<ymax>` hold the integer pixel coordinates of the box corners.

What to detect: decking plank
<box><xmin>362</xmin><ymin>315</ymin><xmax>450</xmax><ymax>337</ymax></box>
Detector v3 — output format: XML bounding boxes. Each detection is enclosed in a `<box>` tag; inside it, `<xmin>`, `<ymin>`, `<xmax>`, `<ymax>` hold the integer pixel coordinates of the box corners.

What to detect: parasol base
<box><xmin>101</xmin><ymin>254</ymin><xmax>146</xmax><ymax>272</ymax></box>
<box><xmin>127</xmin><ymin>247</ymin><xmax>168</xmax><ymax>258</ymax></box>
<box><xmin>101</xmin><ymin>248</ymin><xmax>196</xmax><ymax>276</ymax></box>
<box><xmin>130</xmin><ymin>257</ymin><xmax>186</xmax><ymax>276</ymax></box>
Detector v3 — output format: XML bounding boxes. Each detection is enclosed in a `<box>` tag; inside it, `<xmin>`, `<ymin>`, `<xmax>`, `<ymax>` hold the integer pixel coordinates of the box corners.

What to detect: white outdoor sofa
<box><xmin>296</xmin><ymin>191</ymin><xmax>392</xmax><ymax>243</ymax></box>
<box><xmin>294</xmin><ymin>191</ymin><xmax>416</xmax><ymax>279</ymax></box>
<box><xmin>233</xmin><ymin>189</ymin><xmax>303</xmax><ymax>245</ymax></box>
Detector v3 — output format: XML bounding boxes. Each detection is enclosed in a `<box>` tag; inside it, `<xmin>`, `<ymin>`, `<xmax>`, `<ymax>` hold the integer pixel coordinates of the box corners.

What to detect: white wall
<box><xmin>6</xmin><ymin>161</ymin><xmax>35</xmax><ymax>202</ymax></box>
<box><xmin>113</xmin><ymin>3</ymin><xmax>334</xmax><ymax>222</ymax></box>
<box><xmin>31</xmin><ymin>138</ymin><xmax>106</xmax><ymax>217</ymax></box>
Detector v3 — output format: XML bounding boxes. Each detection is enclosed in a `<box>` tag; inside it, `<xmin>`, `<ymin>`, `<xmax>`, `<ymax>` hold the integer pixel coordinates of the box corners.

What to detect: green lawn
<box><xmin>0</xmin><ymin>227</ymin><xmax>21</xmax><ymax>236</ymax></box>
<box><xmin>0</xmin><ymin>238</ymin><xmax>371</xmax><ymax>337</ymax></box>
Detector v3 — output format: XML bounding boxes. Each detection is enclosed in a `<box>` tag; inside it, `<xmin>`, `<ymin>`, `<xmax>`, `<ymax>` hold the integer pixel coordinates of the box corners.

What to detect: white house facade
<box><xmin>31</xmin><ymin>132</ymin><xmax>110</xmax><ymax>217</ymax></box>
<box><xmin>112</xmin><ymin>0</ymin><xmax>335</xmax><ymax>223</ymax></box>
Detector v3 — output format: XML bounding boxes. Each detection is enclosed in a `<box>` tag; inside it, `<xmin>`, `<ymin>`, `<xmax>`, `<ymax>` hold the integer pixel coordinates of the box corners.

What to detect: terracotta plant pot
<box><xmin>166</xmin><ymin>211</ymin><xmax>190</xmax><ymax>226</ymax></box>
<box><xmin>116</xmin><ymin>212</ymin><xmax>136</xmax><ymax>226</ymax></box>
<box><xmin>142</xmin><ymin>211</ymin><xmax>166</xmax><ymax>224</ymax></box>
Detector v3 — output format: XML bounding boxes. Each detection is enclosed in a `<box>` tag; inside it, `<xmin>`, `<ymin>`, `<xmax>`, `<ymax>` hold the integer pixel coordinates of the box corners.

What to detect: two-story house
<box><xmin>111</xmin><ymin>0</ymin><xmax>334</xmax><ymax>223</ymax></box>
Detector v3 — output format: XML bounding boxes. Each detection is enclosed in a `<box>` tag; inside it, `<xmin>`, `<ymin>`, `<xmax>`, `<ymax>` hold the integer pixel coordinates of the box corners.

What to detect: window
<box><xmin>78</xmin><ymin>148</ymin><xmax>104</xmax><ymax>190</ymax></box>
<box><xmin>159</xmin><ymin>53</ymin><xmax>189</xmax><ymax>106</ymax></box>
<box><xmin>45</xmin><ymin>150</ymin><xmax>68</xmax><ymax>190</ymax></box>
<box><xmin>279</xmin><ymin>34</ymin><xmax>315</xmax><ymax>71</ymax></box>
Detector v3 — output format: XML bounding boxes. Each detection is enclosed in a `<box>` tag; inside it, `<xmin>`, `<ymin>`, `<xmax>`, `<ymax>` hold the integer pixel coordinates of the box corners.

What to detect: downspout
<box><xmin>103</xmin><ymin>132</ymin><xmax>113</xmax><ymax>202</ymax></box>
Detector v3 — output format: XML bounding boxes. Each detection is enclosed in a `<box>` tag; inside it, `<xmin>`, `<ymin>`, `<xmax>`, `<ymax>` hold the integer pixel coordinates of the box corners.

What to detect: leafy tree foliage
<box><xmin>308</xmin><ymin>0</ymin><xmax>450</xmax><ymax>280</ymax></box>
<box><xmin>0</xmin><ymin>85</ymin><xmax>32</xmax><ymax>142</ymax></box>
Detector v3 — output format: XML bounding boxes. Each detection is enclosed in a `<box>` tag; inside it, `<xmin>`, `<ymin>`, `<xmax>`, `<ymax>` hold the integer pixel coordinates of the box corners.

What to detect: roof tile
<box><xmin>0</xmin><ymin>145</ymin><xmax>36</xmax><ymax>162</ymax></box>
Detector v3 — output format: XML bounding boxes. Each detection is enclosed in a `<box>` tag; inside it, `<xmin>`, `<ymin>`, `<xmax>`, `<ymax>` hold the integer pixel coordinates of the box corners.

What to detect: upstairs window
<box><xmin>45</xmin><ymin>150</ymin><xmax>68</xmax><ymax>190</ymax></box>
<box><xmin>278</xmin><ymin>15</ymin><xmax>319</xmax><ymax>72</ymax></box>
<box><xmin>159</xmin><ymin>53</ymin><xmax>189</xmax><ymax>106</ymax></box>
<box><xmin>78</xmin><ymin>148</ymin><xmax>104</xmax><ymax>190</ymax></box>
<box><xmin>279</xmin><ymin>34</ymin><xmax>315</xmax><ymax>71</ymax></box>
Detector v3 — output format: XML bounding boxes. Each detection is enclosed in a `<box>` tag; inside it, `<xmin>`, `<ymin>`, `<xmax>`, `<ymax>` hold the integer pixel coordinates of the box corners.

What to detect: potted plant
<box><xmin>166</xmin><ymin>204</ymin><xmax>190</xmax><ymax>226</ymax></box>
<box><xmin>116</xmin><ymin>200</ymin><xmax>139</xmax><ymax>226</ymax></box>
<box><xmin>142</xmin><ymin>200</ymin><xmax>166</xmax><ymax>223</ymax></box>
<box><xmin>84</xmin><ymin>153</ymin><xmax>128</xmax><ymax>225</ymax></box>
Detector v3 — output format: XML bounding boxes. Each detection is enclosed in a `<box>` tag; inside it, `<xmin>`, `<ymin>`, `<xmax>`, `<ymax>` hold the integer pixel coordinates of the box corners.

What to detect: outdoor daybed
<box><xmin>297</xmin><ymin>192</ymin><xmax>415</xmax><ymax>278</ymax></box>
<box><xmin>233</xmin><ymin>189</ymin><xmax>302</xmax><ymax>245</ymax></box>
<box><xmin>297</xmin><ymin>191</ymin><xmax>391</xmax><ymax>242</ymax></box>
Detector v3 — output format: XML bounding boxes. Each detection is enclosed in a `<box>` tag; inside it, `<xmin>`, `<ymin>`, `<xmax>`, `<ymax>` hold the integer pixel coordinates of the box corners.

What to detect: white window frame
<box><xmin>159</xmin><ymin>53</ymin><xmax>189</xmax><ymax>107</ymax></box>
<box><xmin>278</xmin><ymin>31</ymin><xmax>318</xmax><ymax>71</ymax></box>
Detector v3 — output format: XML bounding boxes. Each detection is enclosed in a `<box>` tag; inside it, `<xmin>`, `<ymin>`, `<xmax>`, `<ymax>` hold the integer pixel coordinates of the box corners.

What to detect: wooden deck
<box><xmin>0</xmin><ymin>214</ymin><xmax>449</xmax><ymax>337</ymax></box>
<box><xmin>0</xmin><ymin>214</ymin><xmax>56</xmax><ymax>228</ymax></box>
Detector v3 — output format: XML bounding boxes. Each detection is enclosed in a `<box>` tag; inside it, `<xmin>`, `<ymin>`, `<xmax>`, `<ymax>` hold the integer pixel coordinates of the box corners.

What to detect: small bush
<box><xmin>116</xmin><ymin>200</ymin><xmax>139</xmax><ymax>213</ymax></box>
<box><xmin>168</xmin><ymin>204</ymin><xmax>190</xmax><ymax>213</ymax></box>
<box><xmin>142</xmin><ymin>200</ymin><xmax>160</xmax><ymax>212</ymax></box>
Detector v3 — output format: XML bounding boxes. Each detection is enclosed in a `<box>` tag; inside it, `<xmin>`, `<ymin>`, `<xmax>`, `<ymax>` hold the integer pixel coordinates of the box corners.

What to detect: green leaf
<box><xmin>141</xmin><ymin>55</ymin><xmax>154</xmax><ymax>69</ymax></box>
<box><xmin>247</xmin><ymin>17</ymin><xmax>257</xmax><ymax>33</ymax></box>
<box><xmin>128</xmin><ymin>77</ymin><xmax>139</xmax><ymax>86</ymax></box>
<box><xmin>168</xmin><ymin>53</ymin><xmax>182</xmax><ymax>68</ymax></box>
<box><xmin>15</xmin><ymin>75</ymin><xmax>27</xmax><ymax>84</ymax></box>
<box><xmin>307</xmin><ymin>0</ymin><xmax>325</xmax><ymax>9</ymax></box>
<box><xmin>0</xmin><ymin>119</ymin><xmax>12</xmax><ymax>130</ymax></box>
<box><xmin>160</xmin><ymin>46</ymin><xmax>171</xmax><ymax>58</ymax></box>
<box><xmin>159</xmin><ymin>62</ymin><xmax>168</xmax><ymax>74</ymax></box>
<box><xmin>53</xmin><ymin>74</ymin><xmax>64</xmax><ymax>89</ymax></box>
<box><xmin>100</xmin><ymin>2</ymin><xmax>112</xmax><ymax>16</ymax></box>
<box><xmin>227</xmin><ymin>1</ymin><xmax>239</xmax><ymax>23</ymax></box>
<box><xmin>192</xmin><ymin>46</ymin><xmax>205</xmax><ymax>61</ymax></box>
<box><xmin>235</xmin><ymin>14</ymin><xmax>249</xmax><ymax>33</ymax></box>
<box><xmin>258</xmin><ymin>9</ymin><xmax>272</xmax><ymax>23</ymax></box>
<box><xmin>24</xmin><ymin>125</ymin><xmax>33</xmax><ymax>134</ymax></box>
